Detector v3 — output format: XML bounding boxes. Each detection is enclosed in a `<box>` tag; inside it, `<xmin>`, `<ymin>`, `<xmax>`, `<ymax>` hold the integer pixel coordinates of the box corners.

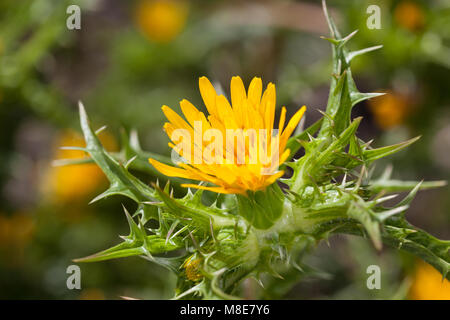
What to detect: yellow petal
<box><xmin>179</xmin><ymin>99</ymin><xmax>202</xmax><ymax>127</ymax></box>
<box><xmin>279</xmin><ymin>148</ymin><xmax>291</xmax><ymax>164</ymax></box>
<box><xmin>199</xmin><ymin>76</ymin><xmax>218</xmax><ymax>117</ymax></box>
<box><xmin>263</xmin><ymin>94</ymin><xmax>276</xmax><ymax>131</ymax></box>
<box><xmin>215</xmin><ymin>95</ymin><xmax>236</xmax><ymax>126</ymax></box>
<box><xmin>149</xmin><ymin>158</ymin><xmax>194</xmax><ymax>179</ymax></box>
<box><xmin>181</xmin><ymin>183</ymin><xmax>243</xmax><ymax>194</ymax></box>
<box><xmin>248</xmin><ymin>77</ymin><xmax>262</xmax><ymax>108</ymax></box>
<box><xmin>260</xmin><ymin>83</ymin><xmax>275</xmax><ymax>123</ymax></box>
<box><xmin>230</xmin><ymin>76</ymin><xmax>246</xmax><ymax>126</ymax></box>
<box><xmin>162</xmin><ymin>105</ymin><xmax>192</xmax><ymax>130</ymax></box>
<box><xmin>281</xmin><ymin>105</ymin><xmax>306</xmax><ymax>148</ymax></box>
<box><xmin>264</xmin><ymin>171</ymin><xmax>285</xmax><ymax>186</ymax></box>
<box><xmin>278</xmin><ymin>106</ymin><xmax>286</xmax><ymax>132</ymax></box>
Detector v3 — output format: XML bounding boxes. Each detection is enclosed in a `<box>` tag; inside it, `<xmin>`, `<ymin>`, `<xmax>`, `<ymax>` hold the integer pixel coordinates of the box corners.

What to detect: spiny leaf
<box><xmin>73</xmin><ymin>235</ymin><xmax>183</xmax><ymax>263</ymax></box>
<box><xmin>369</xmin><ymin>179</ymin><xmax>447</xmax><ymax>194</ymax></box>
<box><xmin>346</xmin><ymin>45</ymin><xmax>383</xmax><ymax>63</ymax></box>
<box><xmin>122</xmin><ymin>204</ymin><xmax>145</xmax><ymax>241</ymax></box>
<box><xmin>395</xmin><ymin>181</ymin><xmax>422</xmax><ymax>208</ymax></box>
<box><xmin>118</xmin><ymin>129</ymin><xmax>187</xmax><ymax>186</ymax></box>
<box><xmin>329</xmin><ymin>219</ymin><xmax>450</xmax><ymax>280</ymax></box>
<box><xmin>332</xmin><ymin>71</ymin><xmax>352</xmax><ymax>135</ymax></box>
<box><xmin>285</xmin><ymin>117</ymin><xmax>323</xmax><ymax>160</ymax></box>
<box><xmin>52</xmin><ymin>157</ymin><xmax>93</xmax><ymax>167</ymax></box>
<box><xmin>350</xmin><ymin>92</ymin><xmax>385</xmax><ymax>107</ymax></box>
<box><xmin>89</xmin><ymin>186</ymin><xmax>137</xmax><ymax>204</ymax></box>
<box><xmin>363</xmin><ymin>136</ymin><xmax>421</xmax><ymax>163</ymax></box>
<box><xmin>376</xmin><ymin>205</ymin><xmax>409</xmax><ymax>222</ymax></box>
<box><xmin>347</xmin><ymin>198</ymin><xmax>382</xmax><ymax>250</ymax></box>
<box><xmin>153</xmin><ymin>183</ymin><xmax>234</xmax><ymax>231</ymax></box>
<box><xmin>78</xmin><ymin>102</ymin><xmax>156</xmax><ymax>203</ymax></box>
<box><xmin>313</xmin><ymin>117</ymin><xmax>362</xmax><ymax>170</ymax></box>
<box><xmin>318</xmin><ymin>0</ymin><xmax>382</xmax><ymax>140</ymax></box>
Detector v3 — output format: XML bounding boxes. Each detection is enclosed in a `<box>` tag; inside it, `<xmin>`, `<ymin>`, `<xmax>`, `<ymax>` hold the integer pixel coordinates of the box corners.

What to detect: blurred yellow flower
<box><xmin>409</xmin><ymin>260</ymin><xmax>450</xmax><ymax>300</ymax></box>
<box><xmin>135</xmin><ymin>0</ymin><xmax>188</xmax><ymax>43</ymax></box>
<box><xmin>149</xmin><ymin>76</ymin><xmax>306</xmax><ymax>194</ymax></box>
<box><xmin>79</xmin><ymin>288</ymin><xmax>105</xmax><ymax>300</ymax></box>
<box><xmin>0</xmin><ymin>213</ymin><xmax>34</xmax><ymax>248</ymax></box>
<box><xmin>43</xmin><ymin>130</ymin><xmax>117</xmax><ymax>203</ymax></box>
<box><xmin>368</xmin><ymin>91</ymin><xmax>412</xmax><ymax>130</ymax></box>
<box><xmin>394</xmin><ymin>1</ymin><xmax>425</xmax><ymax>32</ymax></box>
<box><xmin>0</xmin><ymin>213</ymin><xmax>34</xmax><ymax>264</ymax></box>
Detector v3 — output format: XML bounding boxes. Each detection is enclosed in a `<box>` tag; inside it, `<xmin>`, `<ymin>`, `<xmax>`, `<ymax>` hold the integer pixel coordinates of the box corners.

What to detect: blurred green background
<box><xmin>0</xmin><ymin>0</ymin><xmax>449</xmax><ymax>299</ymax></box>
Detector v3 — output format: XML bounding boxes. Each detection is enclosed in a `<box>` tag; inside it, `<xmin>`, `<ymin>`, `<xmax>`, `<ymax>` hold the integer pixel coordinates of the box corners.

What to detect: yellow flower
<box><xmin>149</xmin><ymin>76</ymin><xmax>306</xmax><ymax>195</ymax></box>
<box><xmin>79</xmin><ymin>288</ymin><xmax>105</xmax><ymax>300</ymax></box>
<box><xmin>135</xmin><ymin>0</ymin><xmax>188</xmax><ymax>43</ymax></box>
<box><xmin>43</xmin><ymin>130</ymin><xmax>117</xmax><ymax>203</ymax></box>
<box><xmin>394</xmin><ymin>1</ymin><xmax>425</xmax><ymax>32</ymax></box>
<box><xmin>368</xmin><ymin>91</ymin><xmax>412</xmax><ymax>130</ymax></box>
<box><xmin>183</xmin><ymin>256</ymin><xmax>203</xmax><ymax>282</ymax></box>
<box><xmin>0</xmin><ymin>213</ymin><xmax>34</xmax><ymax>249</ymax></box>
<box><xmin>0</xmin><ymin>212</ymin><xmax>34</xmax><ymax>265</ymax></box>
<box><xmin>409</xmin><ymin>260</ymin><xmax>450</xmax><ymax>300</ymax></box>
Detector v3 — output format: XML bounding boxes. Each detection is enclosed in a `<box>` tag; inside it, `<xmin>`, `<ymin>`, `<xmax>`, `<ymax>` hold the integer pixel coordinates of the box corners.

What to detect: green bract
<box><xmin>66</xmin><ymin>1</ymin><xmax>449</xmax><ymax>300</ymax></box>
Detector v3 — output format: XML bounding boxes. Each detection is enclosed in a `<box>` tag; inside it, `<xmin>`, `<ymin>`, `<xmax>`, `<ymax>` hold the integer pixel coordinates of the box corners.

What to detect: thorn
<box><xmin>164</xmin><ymin>180</ymin><xmax>170</xmax><ymax>193</ymax></box>
<box><xmin>322</xmin><ymin>0</ymin><xmax>335</xmax><ymax>38</ymax></box>
<box><xmin>120</xmin><ymin>296</ymin><xmax>140</xmax><ymax>300</ymax></box>
<box><xmin>209</xmin><ymin>217</ymin><xmax>216</xmax><ymax>243</ymax></box>
<box><xmin>129</xmin><ymin>129</ymin><xmax>142</xmax><ymax>151</ymax></box>
<box><xmin>346</xmin><ymin>45</ymin><xmax>383</xmax><ymax>63</ymax></box>
<box><xmin>341</xmin><ymin>172</ymin><xmax>347</xmax><ymax>187</ymax></box>
<box><xmin>95</xmin><ymin>125</ymin><xmax>107</xmax><ymax>135</ymax></box>
<box><xmin>292</xmin><ymin>260</ymin><xmax>304</xmax><ymax>272</ymax></box>
<box><xmin>141</xmin><ymin>245</ymin><xmax>154</xmax><ymax>261</ymax></box>
<box><xmin>170</xmin><ymin>225</ymin><xmax>188</xmax><ymax>241</ymax></box>
<box><xmin>341</xmin><ymin>29</ymin><xmax>358</xmax><ymax>44</ymax></box>
<box><xmin>188</xmin><ymin>231</ymin><xmax>200</xmax><ymax>251</ymax></box>
<box><xmin>252</xmin><ymin>276</ymin><xmax>265</xmax><ymax>289</ymax></box>
<box><xmin>78</xmin><ymin>101</ymin><xmax>86</xmax><ymax>116</ymax></box>
<box><xmin>59</xmin><ymin>146</ymin><xmax>87</xmax><ymax>151</ymax></box>
<box><xmin>380</xmin><ymin>164</ymin><xmax>393</xmax><ymax>180</ymax></box>
<box><xmin>354</xmin><ymin>165</ymin><xmax>367</xmax><ymax>191</ymax></box>
<box><xmin>124</xmin><ymin>155</ymin><xmax>137</xmax><ymax>170</ymax></box>
<box><xmin>142</xmin><ymin>201</ymin><xmax>163</xmax><ymax>205</ymax></box>
<box><xmin>295</xmin><ymin>115</ymin><xmax>306</xmax><ymax>135</ymax></box>
<box><xmin>165</xmin><ymin>220</ymin><xmax>179</xmax><ymax>245</ymax></box>
<box><xmin>371</xmin><ymin>190</ymin><xmax>387</xmax><ymax>202</ymax></box>
<box><xmin>362</xmin><ymin>139</ymin><xmax>374</xmax><ymax>149</ymax></box>
<box><xmin>317</xmin><ymin>109</ymin><xmax>335</xmax><ymax>128</ymax></box>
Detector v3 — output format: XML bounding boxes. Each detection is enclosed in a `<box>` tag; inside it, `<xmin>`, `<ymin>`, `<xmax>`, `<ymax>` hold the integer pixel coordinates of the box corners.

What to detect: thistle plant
<box><xmin>67</xmin><ymin>2</ymin><xmax>449</xmax><ymax>299</ymax></box>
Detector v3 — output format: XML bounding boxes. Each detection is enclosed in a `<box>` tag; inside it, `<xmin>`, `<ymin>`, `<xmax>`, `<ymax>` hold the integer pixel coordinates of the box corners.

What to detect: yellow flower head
<box><xmin>409</xmin><ymin>260</ymin><xmax>450</xmax><ymax>300</ymax></box>
<box><xmin>394</xmin><ymin>1</ymin><xmax>425</xmax><ymax>32</ymax></box>
<box><xmin>135</xmin><ymin>0</ymin><xmax>188</xmax><ymax>43</ymax></box>
<box><xmin>368</xmin><ymin>91</ymin><xmax>412</xmax><ymax>130</ymax></box>
<box><xmin>149</xmin><ymin>76</ymin><xmax>306</xmax><ymax>195</ymax></box>
<box><xmin>183</xmin><ymin>256</ymin><xmax>203</xmax><ymax>282</ymax></box>
<box><xmin>43</xmin><ymin>130</ymin><xmax>117</xmax><ymax>203</ymax></box>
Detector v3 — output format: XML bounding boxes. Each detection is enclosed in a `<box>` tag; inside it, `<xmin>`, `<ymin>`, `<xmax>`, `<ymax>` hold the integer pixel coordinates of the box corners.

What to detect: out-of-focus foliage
<box><xmin>0</xmin><ymin>0</ymin><xmax>448</xmax><ymax>299</ymax></box>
